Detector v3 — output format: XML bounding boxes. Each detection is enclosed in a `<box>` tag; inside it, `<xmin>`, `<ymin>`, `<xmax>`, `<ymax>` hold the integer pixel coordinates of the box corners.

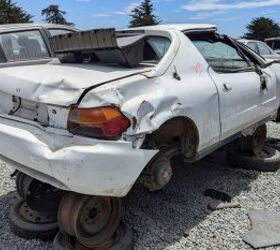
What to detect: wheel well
<box><xmin>142</xmin><ymin>117</ymin><xmax>199</xmax><ymax>159</ymax></box>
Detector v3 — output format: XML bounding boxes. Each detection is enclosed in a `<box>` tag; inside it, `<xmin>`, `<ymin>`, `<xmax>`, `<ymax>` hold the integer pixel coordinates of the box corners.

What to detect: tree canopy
<box><xmin>0</xmin><ymin>0</ymin><xmax>33</xmax><ymax>24</ymax></box>
<box><xmin>42</xmin><ymin>5</ymin><xmax>74</xmax><ymax>26</ymax></box>
<box><xmin>243</xmin><ymin>17</ymin><xmax>280</xmax><ymax>41</ymax></box>
<box><xmin>129</xmin><ymin>0</ymin><xmax>161</xmax><ymax>28</ymax></box>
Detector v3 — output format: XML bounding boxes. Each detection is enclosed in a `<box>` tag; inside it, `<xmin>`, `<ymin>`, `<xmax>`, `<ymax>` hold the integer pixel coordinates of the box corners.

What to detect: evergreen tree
<box><xmin>0</xmin><ymin>0</ymin><xmax>33</xmax><ymax>24</ymax></box>
<box><xmin>129</xmin><ymin>0</ymin><xmax>161</xmax><ymax>28</ymax></box>
<box><xmin>243</xmin><ymin>17</ymin><xmax>280</xmax><ymax>41</ymax></box>
<box><xmin>42</xmin><ymin>5</ymin><xmax>74</xmax><ymax>26</ymax></box>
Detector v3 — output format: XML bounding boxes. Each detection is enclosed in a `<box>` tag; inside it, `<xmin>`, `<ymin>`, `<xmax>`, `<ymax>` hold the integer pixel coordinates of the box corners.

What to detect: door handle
<box><xmin>260</xmin><ymin>76</ymin><xmax>267</xmax><ymax>90</ymax></box>
<box><xmin>223</xmin><ymin>83</ymin><xmax>232</xmax><ymax>92</ymax></box>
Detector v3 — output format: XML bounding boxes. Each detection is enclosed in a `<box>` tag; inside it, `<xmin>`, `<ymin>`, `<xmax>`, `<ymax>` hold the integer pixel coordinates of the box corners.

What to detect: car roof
<box><xmin>265</xmin><ymin>37</ymin><xmax>280</xmax><ymax>41</ymax></box>
<box><xmin>0</xmin><ymin>23</ymin><xmax>78</xmax><ymax>32</ymax></box>
<box><xmin>129</xmin><ymin>24</ymin><xmax>217</xmax><ymax>32</ymax></box>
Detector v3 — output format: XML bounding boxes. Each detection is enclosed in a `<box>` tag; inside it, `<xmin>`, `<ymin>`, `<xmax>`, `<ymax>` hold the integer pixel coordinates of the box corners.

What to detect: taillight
<box><xmin>67</xmin><ymin>106</ymin><xmax>130</xmax><ymax>139</ymax></box>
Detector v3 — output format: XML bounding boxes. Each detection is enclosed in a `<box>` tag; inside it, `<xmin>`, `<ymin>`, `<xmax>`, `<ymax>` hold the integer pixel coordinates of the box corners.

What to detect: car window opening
<box><xmin>187</xmin><ymin>32</ymin><xmax>255</xmax><ymax>74</ymax></box>
<box><xmin>51</xmin><ymin>29</ymin><xmax>171</xmax><ymax>68</ymax></box>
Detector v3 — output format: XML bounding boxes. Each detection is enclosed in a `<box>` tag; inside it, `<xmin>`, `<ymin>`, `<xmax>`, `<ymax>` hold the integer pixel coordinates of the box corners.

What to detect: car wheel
<box><xmin>227</xmin><ymin>145</ymin><xmax>280</xmax><ymax>172</ymax></box>
<box><xmin>9</xmin><ymin>198</ymin><xmax>58</xmax><ymax>241</ymax></box>
<box><xmin>266</xmin><ymin>138</ymin><xmax>280</xmax><ymax>151</ymax></box>
<box><xmin>58</xmin><ymin>193</ymin><xmax>122</xmax><ymax>249</ymax></box>
<box><xmin>52</xmin><ymin>223</ymin><xmax>133</xmax><ymax>250</ymax></box>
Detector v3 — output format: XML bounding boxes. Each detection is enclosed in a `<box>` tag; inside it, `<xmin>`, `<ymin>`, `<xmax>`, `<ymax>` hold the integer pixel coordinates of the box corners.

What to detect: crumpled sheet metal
<box><xmin>243</xmin><ymin>209</ymin><xmax>280</xmax><ymax>249</ymax></box>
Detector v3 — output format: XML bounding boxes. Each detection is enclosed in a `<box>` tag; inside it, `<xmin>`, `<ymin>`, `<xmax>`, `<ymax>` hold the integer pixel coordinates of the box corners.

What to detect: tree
<box><xmin>129</xmin><ymin>0</ymin><xmax>161</xmax><ymax>28</ymax></box>
<box><xmin>243</xmin><ymin>17</ymin><xmax>280</xmax><ymax>41</ymax></box>
<box><xmin>42</xmin><ymin>5</ymin><xmax>74</xmax><ymax>26</ymax></box>
<box><xmin>0</xmin><ymin>0</ymin><xmax>33</xmax><ymax>24</ymax></box>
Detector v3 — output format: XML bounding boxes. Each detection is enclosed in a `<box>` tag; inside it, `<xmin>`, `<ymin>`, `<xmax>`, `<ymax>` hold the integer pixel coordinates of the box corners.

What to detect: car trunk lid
<box><xmin>0</xmin><ymin>62</ymin><xmax>151</xmax><ymax>128</ymax></box>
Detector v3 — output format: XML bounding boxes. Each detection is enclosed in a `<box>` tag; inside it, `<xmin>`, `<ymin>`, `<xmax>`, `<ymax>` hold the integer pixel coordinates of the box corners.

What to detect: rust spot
<box><xmin>132</xmin><ymin>116</ymin><xmax>137</xmax><ymax>129</ymax></box>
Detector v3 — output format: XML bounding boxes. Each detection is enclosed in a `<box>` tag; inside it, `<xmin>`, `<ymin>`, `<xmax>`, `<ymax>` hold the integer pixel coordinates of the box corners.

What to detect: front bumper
<box><xmin>0</xmin><ymin>116</ymin><xmax>157</xmax><ymax>197</ymax></box>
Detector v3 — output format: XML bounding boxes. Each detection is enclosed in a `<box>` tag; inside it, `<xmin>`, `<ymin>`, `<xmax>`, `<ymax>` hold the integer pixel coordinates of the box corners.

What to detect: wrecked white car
<box><xmin>1</xmin><ymin>24</ymin><xmax>280</xmax><ymax>248</ymax></box>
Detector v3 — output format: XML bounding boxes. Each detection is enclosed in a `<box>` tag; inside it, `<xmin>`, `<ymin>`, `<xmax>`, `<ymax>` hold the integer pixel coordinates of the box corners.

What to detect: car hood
<box><xmin>0</xmin><ymin>62</ymin><xmax>151</xmax><ymax>106</ymax></box>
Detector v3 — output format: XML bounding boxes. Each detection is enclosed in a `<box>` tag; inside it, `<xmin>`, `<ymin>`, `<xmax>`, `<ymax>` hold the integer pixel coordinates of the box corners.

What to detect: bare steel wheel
<box><xmin>58</xmin><ymin>193</ymin><xmax>122</xmax><ymax>248</ymax></box>
<box><xmin>241</xmin><ymin>124</ymin><xmax>267</xmax><ymax>156</ymax></box>
<box><xmin>9</xmin><ymin>198</ymin><xmax>58</xmax><ymax>241</ymax></box>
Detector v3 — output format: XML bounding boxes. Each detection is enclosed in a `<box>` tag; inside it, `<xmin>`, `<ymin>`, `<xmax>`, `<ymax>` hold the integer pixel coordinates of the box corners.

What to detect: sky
<box><xmin>15</xmin><ymin>0</ymin><xmax>280</xmax><ymax>38</ymax></box>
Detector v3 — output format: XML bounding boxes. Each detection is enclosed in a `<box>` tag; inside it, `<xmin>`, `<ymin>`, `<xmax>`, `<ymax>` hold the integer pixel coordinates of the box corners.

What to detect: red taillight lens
<box><xmin>67</xmin><ymin>106</ymin><xmax>130</xmax><ymax>139</ymax></box>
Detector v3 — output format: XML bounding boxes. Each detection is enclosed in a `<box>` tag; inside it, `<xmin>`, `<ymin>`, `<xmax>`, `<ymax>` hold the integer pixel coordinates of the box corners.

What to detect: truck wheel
<box><xmin>9</xmin><ymin>198</ymin><xmax>58</xmax><ymax>241</ymax></box>
<box><xmin>227</xmin><ymin>146</ymin><xmax>280</xmax><ymax>172</ymax></box>
<box><xmin>58</xmin><ymin>193</ymin><xmax>122</xmax><ymax>249</ymax></box>
<box><xmin>52</xmin><ymin>223</ymin><xmax>133</xmax><ymax>250</ymax></box>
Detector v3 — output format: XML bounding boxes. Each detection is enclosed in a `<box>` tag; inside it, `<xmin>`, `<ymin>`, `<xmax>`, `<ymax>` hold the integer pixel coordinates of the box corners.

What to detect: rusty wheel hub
<box><xmin>58</xmin><ymin>193</ymin><xmax>122</xmax><ymax>248</ymax></box>
<box><xmin>19</xmin><ymin>201</ymin><xmax>57</xmax><ymax>224</ymax></box>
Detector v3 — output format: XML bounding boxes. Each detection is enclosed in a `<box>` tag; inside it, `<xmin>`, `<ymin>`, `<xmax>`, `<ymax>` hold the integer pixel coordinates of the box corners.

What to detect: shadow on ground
<box><xmin>124</xmin><ymin>145</ymin><xmax>260</xmax><ymax>250</ymax></box>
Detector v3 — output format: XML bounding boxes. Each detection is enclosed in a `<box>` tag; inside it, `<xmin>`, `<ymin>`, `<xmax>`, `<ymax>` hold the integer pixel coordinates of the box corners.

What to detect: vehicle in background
<box><xmin>0</xmin><ymin>23</ymin><xmax>78</xmax><ymax>63</ymax></box>
<box><xmin>265</xmin><ymin>37</ymin><xmax>280</xmax><ymax>55</ymax></box>
<box><xmin>239</xmin><ymin>39</ymin><xmax>280</xmax><ymax>60</ymax></box>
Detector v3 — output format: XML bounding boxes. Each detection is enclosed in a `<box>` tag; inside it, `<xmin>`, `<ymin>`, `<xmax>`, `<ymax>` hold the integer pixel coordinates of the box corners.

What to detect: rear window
<box><xmin>0</xmin><ymin>30</ymin><xmax>50</xmax><ymax>62</ymax></box>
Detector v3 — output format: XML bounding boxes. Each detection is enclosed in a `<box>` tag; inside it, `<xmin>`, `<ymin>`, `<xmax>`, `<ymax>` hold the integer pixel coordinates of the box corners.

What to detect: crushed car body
<box><xmin>0</xmin><ymin>24</ymin><xmax>280</xmax><ymax>197</ymax></box>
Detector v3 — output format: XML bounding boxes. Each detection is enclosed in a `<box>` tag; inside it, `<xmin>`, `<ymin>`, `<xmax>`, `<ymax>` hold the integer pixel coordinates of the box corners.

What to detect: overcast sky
<box><xmin>16</xmin><ymin>0</ymin><xmax>280</xmax><ymax>38</ymax></box>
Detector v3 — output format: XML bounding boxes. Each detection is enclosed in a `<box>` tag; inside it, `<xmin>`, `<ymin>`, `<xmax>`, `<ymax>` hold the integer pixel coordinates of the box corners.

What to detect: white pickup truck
<box><xmin>1</xmin><ymin>24</ymin><xmax>280</xmax><ymax>248</ymax></box>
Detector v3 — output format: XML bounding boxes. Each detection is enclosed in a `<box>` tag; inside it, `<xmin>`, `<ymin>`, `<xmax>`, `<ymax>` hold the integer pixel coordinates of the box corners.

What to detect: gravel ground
<box><xmin>0</xmin><ymin>122</ymin><xmax>280</xmax><ymax>250</ymax></box>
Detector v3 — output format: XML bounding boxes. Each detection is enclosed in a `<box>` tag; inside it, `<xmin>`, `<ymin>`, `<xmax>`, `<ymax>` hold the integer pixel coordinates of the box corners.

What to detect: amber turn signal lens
<box><xmin>67</xmin><ymin>106</ymin><xmax>130</xmax><ymax>139</ymax></box>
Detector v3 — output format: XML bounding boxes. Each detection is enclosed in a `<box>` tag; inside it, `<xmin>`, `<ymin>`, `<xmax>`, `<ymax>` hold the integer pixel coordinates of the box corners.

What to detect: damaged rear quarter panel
<box><xmin>79</xmin><ymin>31</ymin><xmax>221</xmax><ymax>152</ymax></box>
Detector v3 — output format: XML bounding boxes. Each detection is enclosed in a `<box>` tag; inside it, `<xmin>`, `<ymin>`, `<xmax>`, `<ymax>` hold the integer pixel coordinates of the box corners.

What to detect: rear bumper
<box><xmin>0</xmin><ymin>116</ymin><xmax>157</xmax><ymax>197</ymax></box>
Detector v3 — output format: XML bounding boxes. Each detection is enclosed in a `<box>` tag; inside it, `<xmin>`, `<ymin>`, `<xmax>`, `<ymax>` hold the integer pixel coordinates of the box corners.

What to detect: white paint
<box><xmin>0</xmin><ymin>24</ymin><xmax>279</xmax><ymax>197</ymax></box>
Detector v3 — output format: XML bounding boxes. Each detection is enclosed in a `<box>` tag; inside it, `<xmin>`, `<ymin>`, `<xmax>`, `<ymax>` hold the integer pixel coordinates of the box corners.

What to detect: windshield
<box><xmin>0</xmin><ymin>30</ymin><xmax>50</xmax><ymax>62</ymax></box>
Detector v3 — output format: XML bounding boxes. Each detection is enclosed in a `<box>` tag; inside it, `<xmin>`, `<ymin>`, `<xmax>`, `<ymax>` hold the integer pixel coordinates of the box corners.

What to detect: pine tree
<box><xmin>129</xmin><ymin>0</ymin><xmax>161</xmax><ymax>28</ymax></box>
<box><xmin>0</xmin><ymin>0</ymin><xmax>33</xmax><ymax>24</ymax></box>
<box><xmin>243</xmin><ymin>17</ymin><xmax>280</xmax><ymax>41</ymax></box>
<box><xmin>42</xmin><ymin>5</ymin><xmax>74</xmax><ymax>26</ymax></box>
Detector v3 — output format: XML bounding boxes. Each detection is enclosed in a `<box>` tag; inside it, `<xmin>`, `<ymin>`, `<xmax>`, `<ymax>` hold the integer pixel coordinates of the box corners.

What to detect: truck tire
<box><xmin>52</xmin><ymin>223</ymin><xmax>133</xmax><ymax>250</ymax></box>
<box><xmin>9</xmin><ymin>198</ymin><xmax>58</xmax><ymax>241</ymax></box>
<box><xmin>227</xmin><ymin>146</ymin><xmax>280</xmax><ymax>172</ymax></box>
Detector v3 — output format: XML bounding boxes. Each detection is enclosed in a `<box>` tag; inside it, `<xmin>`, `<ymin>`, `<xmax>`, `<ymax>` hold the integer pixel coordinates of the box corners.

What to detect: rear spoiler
<box><xmin>49</xmin><ymin>28</ymin><xmax>145</xmax><ymax>67</ymax></box>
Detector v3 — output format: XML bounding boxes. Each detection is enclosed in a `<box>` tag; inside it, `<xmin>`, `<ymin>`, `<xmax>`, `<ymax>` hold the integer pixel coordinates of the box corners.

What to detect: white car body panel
<box><xmin>0</xmin><ymin>24</ymin><xmax>279</xmax><ymax>197</ymax></box>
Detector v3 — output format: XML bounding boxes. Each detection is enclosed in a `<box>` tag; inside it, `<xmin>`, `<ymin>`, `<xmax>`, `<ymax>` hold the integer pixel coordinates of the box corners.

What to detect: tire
<box><xmin>266</xmin><ymin>138</ymin><xmax>280</xmax><ymax>151</ymax></box>
<box><xmin>9</xmin><ymin>198</ymin><xmax>58</xmax><ymax>241</ymax></box>
<box><xmin>52</xmin><ymin>223</ymin><xmax>133</xmax><ymax>250</ymax></box>
<box><xmin>15</xmin><ymin>172</ymin><xmax>26</xmax><ymax>198</ymax></box>
<box><xmin>227</xmin><ymin>145</ymin><xmax>280</xmax><ymax>172</ymax></box>
<box><xmin>52</xmin><ymin>231</ymin><xmax>75</xmax><ymax>250</ymax></box>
